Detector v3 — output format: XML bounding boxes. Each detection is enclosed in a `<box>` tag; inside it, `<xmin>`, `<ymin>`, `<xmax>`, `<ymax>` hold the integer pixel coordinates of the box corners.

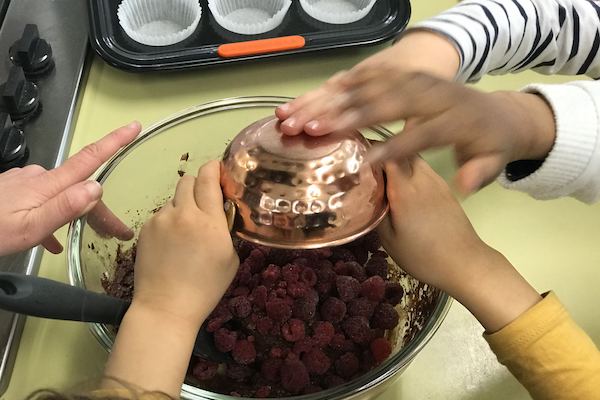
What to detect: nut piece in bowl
<box><xmin>221</xmin><ymin>116</ymin><xmax>388</xmax><ymax>249</ymax></box>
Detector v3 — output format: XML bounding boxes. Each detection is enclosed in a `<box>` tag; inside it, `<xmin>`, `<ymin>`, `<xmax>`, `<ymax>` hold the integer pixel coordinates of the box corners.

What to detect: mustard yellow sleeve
<box><xmin>485</xmin><ymin>292</ymin><xmax>600</xmax><ymax>400</ymax></box>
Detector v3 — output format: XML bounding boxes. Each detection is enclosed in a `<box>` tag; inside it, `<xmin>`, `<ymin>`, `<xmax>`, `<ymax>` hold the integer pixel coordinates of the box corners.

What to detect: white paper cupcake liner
<box><xmin>117</xmin><ymin>0</ymin><xmax>202</xmax><ymax>46</ymax></box>
<box><xmin>299</xmin><ymin>0</ymin><xmax>377</xmax><ymax>24</ymax></box>
<box><xmin>208</xmin><ymin>0</ymin><xmax>292</xmax><ymax>35</ymax></box>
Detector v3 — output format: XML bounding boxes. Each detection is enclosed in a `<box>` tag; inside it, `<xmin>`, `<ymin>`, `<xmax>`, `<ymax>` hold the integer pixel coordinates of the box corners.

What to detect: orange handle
<box><xmin>218</xmin><ymin>36</ymin><xmax>306</xmax><ymax>58</ymax></box>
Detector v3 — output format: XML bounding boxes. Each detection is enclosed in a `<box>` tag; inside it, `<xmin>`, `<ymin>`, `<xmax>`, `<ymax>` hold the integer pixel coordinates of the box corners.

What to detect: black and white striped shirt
<box><xmin>414</xmin><ymin>0</ymin><xmax>600</xmax><ymax>83</ymax></box>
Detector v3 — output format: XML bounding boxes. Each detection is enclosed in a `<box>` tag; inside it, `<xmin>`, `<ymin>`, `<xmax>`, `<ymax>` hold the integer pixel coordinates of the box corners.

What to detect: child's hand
<box><xmin>132</xmin><ymin>160</ymin><xmax>239</xmax><ymax>326</ymax></box>
<box><xmin>378</xmin><ymin>157</ymin><xmax>488</xmax><ymax>294</ymax></box>
<box><xmin>281</xmin><ymin>71</ymin><xmax>555</xmax><ymax>195</ymax></box>
<box><xmin>379</xmin><ymin>158</ymin><xmax>541</xmax><ymax>332</ymax></box>
<box><xmin>276</xmin><ymin>30</ymin><xmax>460</xmax><ymax>136</ymax></box>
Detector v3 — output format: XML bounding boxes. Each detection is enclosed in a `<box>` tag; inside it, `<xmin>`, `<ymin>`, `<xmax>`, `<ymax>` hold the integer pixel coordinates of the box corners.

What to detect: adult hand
<box><xmin>0</xmin><ymin>122</ymin><xmax>140</xmax><ymax>256</ymax></box>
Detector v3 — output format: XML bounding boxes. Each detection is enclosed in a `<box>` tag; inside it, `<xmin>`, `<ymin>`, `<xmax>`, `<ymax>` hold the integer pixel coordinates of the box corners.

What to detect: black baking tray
<box><xmin>88</xmin><ymin>0</ymin><xmax>411</xmax><ymax>72</ymax></box>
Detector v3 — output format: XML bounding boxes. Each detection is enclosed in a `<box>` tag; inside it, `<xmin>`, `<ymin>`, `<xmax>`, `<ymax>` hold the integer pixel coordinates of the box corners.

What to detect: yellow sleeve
<box><xmin>87</xmin><ymin>388</ymin><xmax>172</xmax><ymax>399</ymax></box>
<box><xmin>485</xmin><ymin>292</ymin><xmax>600</xmax><ymax>400</ymax></box>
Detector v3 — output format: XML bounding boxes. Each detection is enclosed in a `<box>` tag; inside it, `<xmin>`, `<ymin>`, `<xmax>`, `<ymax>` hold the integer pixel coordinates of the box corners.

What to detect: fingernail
<box><xmin>283</xmin><ymin>117</ymin><xmax>296</xmax><ymax>129</ymax></box>
<box><xmin>85</xmin><ymin>181</ymin><xmax>102</xmax><ymax>198</ymax></box>
<box><xmin>278</xmin><ymin>104</ymin><xmax>290</xmax><ymax>113</ymax></box>
<box><xmin>306</xmin><ymin>120</ymin><xmax>319</xmax><ymax>131</ymax></box>
<box><xmin>127</xmin><ymin>121</ymin><xmax>141</xmax><ymax>130</ymax></box>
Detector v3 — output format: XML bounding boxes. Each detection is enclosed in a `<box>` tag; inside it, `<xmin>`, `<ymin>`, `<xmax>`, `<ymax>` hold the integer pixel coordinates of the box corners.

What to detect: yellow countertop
<box><xmin>3</xmin><ymin>1</ymin><xmax>599</xmax><ymax>399</ymax></box>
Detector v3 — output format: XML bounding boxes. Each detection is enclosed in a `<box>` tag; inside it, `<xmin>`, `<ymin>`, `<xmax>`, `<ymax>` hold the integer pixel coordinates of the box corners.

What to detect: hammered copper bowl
<box><xmin>67</xmin><ymin>97</ymin><xmax>451</xmax><ymax>400</ymax></box>
<box><xmin>222</xmin><ymin>116</ymin><xmax>387</xmax><ymax>249</ymax></box>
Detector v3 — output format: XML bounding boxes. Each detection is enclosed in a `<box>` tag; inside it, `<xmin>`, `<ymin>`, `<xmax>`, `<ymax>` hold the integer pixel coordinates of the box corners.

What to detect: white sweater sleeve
<box><xmin>497</xmin><ymin>81</ymin><xmax>600</xmax><ymax>203</ymax></box>
<box><xmin>412</xmin><ymin>0</ymin><xmax>600</xmax><ymax>83</ymax></box>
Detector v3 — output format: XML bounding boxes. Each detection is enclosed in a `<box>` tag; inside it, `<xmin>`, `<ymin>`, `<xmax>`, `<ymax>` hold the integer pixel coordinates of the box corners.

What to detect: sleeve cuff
<box><xmin>484</xmin><ymin>292</ymin><xmax>564</xmax><ymax>360</ymax></box>
<box><xmin>497</xmin><ymin>83</ymin><xmax>599</xmax><ymax>202</ymax></box>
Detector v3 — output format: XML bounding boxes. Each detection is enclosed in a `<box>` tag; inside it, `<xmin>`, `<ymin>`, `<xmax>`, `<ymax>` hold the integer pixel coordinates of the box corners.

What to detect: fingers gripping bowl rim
<box><xmin>67</xmin><ymin>96</ymin><xmax>452</xmax><ymax>400</ymax></box>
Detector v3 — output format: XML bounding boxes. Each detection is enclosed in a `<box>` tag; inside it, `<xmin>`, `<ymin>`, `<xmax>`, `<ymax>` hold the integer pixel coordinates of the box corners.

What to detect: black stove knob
<box><xmin>9</xmin><ymin>24</ymin><xmax>54</xmax><ymax>77</ymax></box>
<box><xmin>0</xmin><ymin>112</ymin><xmax>28</xmax><ymax>171</ymax></box>
<box><xmin>0</xmin><ymin>66</ymin><xmax>41</xmax><ymax>122</ymax></box>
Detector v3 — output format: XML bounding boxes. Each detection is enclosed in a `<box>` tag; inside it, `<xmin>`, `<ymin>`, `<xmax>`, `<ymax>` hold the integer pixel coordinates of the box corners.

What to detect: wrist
<box><xmin>129</xmin><ymin>297</ymin><xmax>207</xmax><ymax>335</ymax></box>
<box><xmin>393</xmin><ymin>29</ymin><xmax>461</xmax><ymax>80</ymax></box>
<box><xmin>495</xmin><ymin>91</ymin><xmax>556</xmax><ymax>162</ymax></box>
<box><xmin>446</xmin><ymin>244</ymin><xmax>542</xmax><ymax>333</ymax></box>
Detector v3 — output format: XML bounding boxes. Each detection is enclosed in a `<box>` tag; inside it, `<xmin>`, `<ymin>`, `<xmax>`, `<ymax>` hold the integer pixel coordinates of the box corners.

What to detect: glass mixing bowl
<box><xmin>67</xmin><ymin>96</ymin><xmax>451</xmax><ymax>400</ymax></box>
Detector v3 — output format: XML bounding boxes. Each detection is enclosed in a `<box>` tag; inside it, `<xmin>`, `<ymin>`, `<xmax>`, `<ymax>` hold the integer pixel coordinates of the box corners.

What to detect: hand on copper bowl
<box><xmin>221</xmin><ymin>116</ymin><xmax>388</xmax><ymax>250</ymax></box>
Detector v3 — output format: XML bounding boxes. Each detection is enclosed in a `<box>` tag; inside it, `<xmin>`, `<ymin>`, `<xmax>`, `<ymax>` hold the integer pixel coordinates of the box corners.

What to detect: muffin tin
<box><xmin>88</xmin><ymin>0</ymin><xmax>411</xmax><ymax>72</ymax></box>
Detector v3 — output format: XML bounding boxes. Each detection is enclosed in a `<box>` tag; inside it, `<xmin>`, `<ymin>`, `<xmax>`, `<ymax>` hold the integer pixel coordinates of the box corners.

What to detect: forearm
<box><xmin>103</xmin><ymin>304</ymin><xmax>202</xmax><ymax>397</ymax></box>
<box><xmin>444</xmin><ymin>244</ymin><xmax>542</xmax><ymax>333</ymax></box>
<box><xmin>413</xmin><ymin>0</ymin><xmax>600</xmax><ymax>83</ymax></box>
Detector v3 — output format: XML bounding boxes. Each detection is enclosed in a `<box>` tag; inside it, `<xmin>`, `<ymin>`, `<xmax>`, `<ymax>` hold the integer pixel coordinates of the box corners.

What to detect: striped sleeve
<box><xmin>412</xmin><ymin>0</ymin><xmax>600</xmax><ymax>83</ymax></box>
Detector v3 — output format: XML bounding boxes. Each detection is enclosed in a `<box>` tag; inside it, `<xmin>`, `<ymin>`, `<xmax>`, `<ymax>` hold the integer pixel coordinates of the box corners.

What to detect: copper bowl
<box><xmin>221</xmin><ymin>116</ymin><xmax>388</xmax><ymax>249</ymax></box>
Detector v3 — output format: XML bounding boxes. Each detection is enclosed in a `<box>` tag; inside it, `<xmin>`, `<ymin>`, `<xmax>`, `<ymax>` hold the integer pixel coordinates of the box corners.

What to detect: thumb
<box><xmin>30</xmin><ymin>181</ymin><xmax>103</xmax><ymax>241</ymax></box>
<box><xmin>455</xmin><ymin>155</ymin><xmax>505</xmax><ymax>196</ymax></box>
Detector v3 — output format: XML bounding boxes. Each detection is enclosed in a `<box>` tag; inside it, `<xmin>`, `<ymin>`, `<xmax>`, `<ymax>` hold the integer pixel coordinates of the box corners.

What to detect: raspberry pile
<box><xmin>103</xmin><ymin>231</ymin><xmax>403</xmax><ymax>398</ymax></box>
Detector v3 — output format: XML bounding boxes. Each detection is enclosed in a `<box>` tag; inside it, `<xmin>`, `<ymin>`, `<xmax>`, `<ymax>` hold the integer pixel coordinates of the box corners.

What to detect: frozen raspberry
<box><xmin>329</xmin><ymin>333</ymin><xmax>356</xmax><ymax>353</ymax></box>
<box><xmin>372</xmin><ymin>303</ymin><xmax>400</xmax><ymax>330</ymax></box>
<box><xmin>214</xmin><ymin>328</ymin><xmax>237</xmax><ymax>353</ymax></box>
<box><xmin>370</xmin><ymin>337</ymin><xmax>392</xmax><ymax>364</ymax></box>
<box><xmin>365</xmin><ymin>256</ymin><xmax>388</xmax><ymax>279</ymax></box>
<box><xmin>316</xmin><ymin>281</ymin><xmax>333</xmax><ymax>296</ymax></box>
<box><xmin>330</xmin><ymin>248</ymin><xmax>356</xmax><ymax>263</ymax></box>
<box><xmin>266</xmin><ymin>297</ymin><xmax>293</xmax><ymax>322</ymax></box>
<box><xmin>345</xmin><ymin>261</ymin><xmax>367</xmax><ymax>282</ymax></box>
<box><xmin>226</xmin><ymin>363</ymin><xmax>253</xmax><ymax>382</ymax></box>
<box><xmin>251</xmin><ymin>285</ymin><xmax>268</xmax><ymax>309</ymax></box>
<box><xmin>293</xmin><ymin>296</ymin><xmax>317</xmax><ymax>322</ymax></box>
<box><xmin>360</xmin><ymin>276</ymin><xmax>386</xmax><ymax>301</ymax></box>
<box><xmin>292</xmin><ymin>257</ymin><xmax>310</xmax><ymax>267</ymax></box>
<box><xmin>248</xmin><ymin>273</ymin><xmax>261</xmax><ymax>290</ymax></box>
<box><xmin>232</xmin><ymin>339</ymin><xmax>256</xmax><ymax>365</ymax></box>
<box><xmin>300</xmin><ymin>268</ymin><xmax>317</xmax><ymax>287</ymax></box>
<box><xmin>261</xmin><ymin>358</ymin><xmax>283</xmax><ymax>382</ymax></box>
<box><xmin>270</xmin><ymin>347</ymin><xmax>287</xmax><ymax>359</ymax></box>
<box><xmin>335</xmin><ymin>352</ymin><xmax>360</xmax><ymax>378</ymax></box>
<box><xmin>372</xmin><ymin>250</ymin><xmax>389</xmax><ymax>258</ymax></box>
<box><xmin>237</xmin><ymin>240</ymin><xmax>254</xmax><ymax>261</ymax></box>
<box><xmin>209</xmin><ymin>301</ymin><xmax>232</xmax><ymax>321</ymax></box>
<box><xmin>292</xmin><ymin>338</ymin><xmax>314</xmax><ymax>356</ymax></box>
<box><xmin>281</xmin><ymin>319</ymin><xmax>306</xmax><ymax>342</ymax></box>
<box><xmin>261</xmin><ymin>264</ymin><xmax>281</xmax><ymax>287</ymax></box>
<box><xmin>192</xmin><ymin>359</ymin><xmax>219</xmax><ymax>381</ymax></box>
<box><xmin>348</xmin><ymin>297</ymin><xmax>377</xmax><ymax>319</ymax></box>
<box><xmin>233</xmin><ymin>286</ymin><xmax>250</xmax><ymax>297</ymax></box>
<box><xmin>385</xmin><ymin>282</ymin><xmax>404</xmax><ymax>306</ymax></box>
<box><xmin>282</xmin><ymin>264</ymin><xmax>301</xmax><ymax>283</ymax></box>
<box><xmin>255</xmin><ymin>386</ymin><xmax>271</xmax><ymax>398</ymax></box>
<box><xmin>350</xmin><ymin>246</ymin><xmax>369</xmax><ymax>266</ymax></box>
<box><xmin>316</xmin><ymin>259</ymin><xmax>334</xmax><ymax>270</ymax></box>
<box><xmin>343</xmin><ymin>316</ymin><xmax>371</xmax><ymax>344</ymax></box>
<box><xmin>238</xmin><ymin>269</ymin><xmax>252</xmax><ymax>286</ymax></box>
<box><xmin>323</xmin><ymin>374</ymin><xmax>346</xmax><ymax>389</ymax></box>
<box><xmin>333</xmin><ymin>260</ymin><xmax>349</xmax><ymax>276</ymax></box>
<box><xmin>256</xmin><ymin>316</ymin><xmax>274</xmax><ymax>335</ymax></box>
<box><xmin>335</xmin><ymin>276</ymin><xmax>361</xmax><ymax>302</ymax></box>
<box><xmin>320</xmin><ymin>297</ymin><xmax>346</xmax><ymax>323</ymax></box>
<box><xmin>362</xmin><ymin>230</ymin><xmax>382</xmax><ymax>252</ymax></box>
<box><xmin>288</xmin><ymin>282</ymin><xmax>308</xmax><ymax>298</ymax></box>
<box><xmin>281</xmin><ymin>357</ymin><xmax>310</xmax><ymax>394</ymax></box>
<box><xmin>275</xmin><ymin>287</ymin><xmax>287</xmax><ymax>298</ymax></box>
<box><xmin>229</xmin><ymin>296</ymin><xmax>252</xmax><ymax>318</ymax></box>
<box><xmin>312</xmin><ymin>321</ymin><xmax>335</xmax><ymax>346</ymax></box>
<box><xmin>268</xmin><ymin>248</ymin><xmax>294</xmax><ymax>265</ymax></box>
<box><xmin>246</xmin><ymin>248</ymin><xmax>266</xmax><ymax>273</ymax></box>
<box><xmin>206</xmin><ymin>316</ymin><xmax>227</xmax><ymax>333</ymax></box>
<box><xmin>316</xmin><ymin>247</ymin><xmax>333</xmax><ymax>258</ymax></box>
<box><xmin>302</xmin><ymin>348</ymin><xmax>331</xmax><ymax>375</ymax></box>
<box><xmin>360</xmin><ymin>348</ymin><xmax>375</xmax><ymax>372</ymax></box>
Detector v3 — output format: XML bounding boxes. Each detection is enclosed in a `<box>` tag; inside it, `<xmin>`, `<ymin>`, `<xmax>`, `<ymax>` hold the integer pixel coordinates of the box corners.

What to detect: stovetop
<box><xmin>0</xmin><ymin>0</ymin><xmax>89</xmax><ymax>394</ymax></box>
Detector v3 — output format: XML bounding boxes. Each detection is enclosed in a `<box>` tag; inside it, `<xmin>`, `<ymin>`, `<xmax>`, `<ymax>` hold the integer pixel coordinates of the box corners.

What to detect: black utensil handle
<box><xmin>0</xmin><ymin>273</ymin><xmax>130</xmax><ymax>325</ymax></box>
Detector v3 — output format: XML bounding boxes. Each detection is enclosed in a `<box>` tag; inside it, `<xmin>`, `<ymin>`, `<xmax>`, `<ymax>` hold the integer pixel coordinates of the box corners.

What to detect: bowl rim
<box><xmin>67</xmin><ymin>95</ymin><xmax>453</xmax><ymax>400</ymax></box>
